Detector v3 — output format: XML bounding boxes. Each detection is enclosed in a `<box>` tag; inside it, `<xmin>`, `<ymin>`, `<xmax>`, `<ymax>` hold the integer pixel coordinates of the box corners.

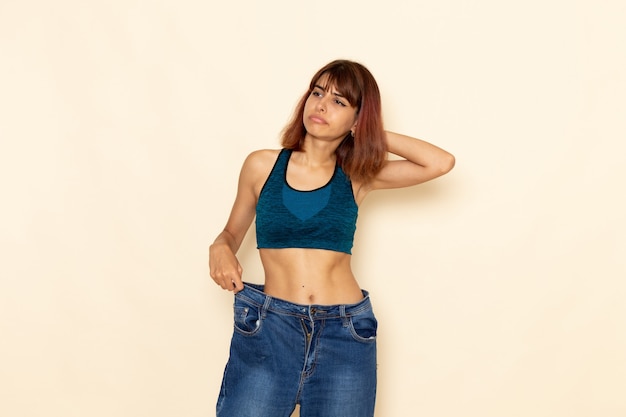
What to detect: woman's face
<box><xmin>302</xmin><ymin>74</ymin><xmax>358</xmax><ymax>142</ymax></box>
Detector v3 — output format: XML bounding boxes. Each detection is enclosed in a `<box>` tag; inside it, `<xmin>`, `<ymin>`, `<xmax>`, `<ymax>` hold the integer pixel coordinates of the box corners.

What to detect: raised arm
<box><xmin>365</xmin><ymin>131</ymin><xmax>455</xmax><ymax>192</ymax></box>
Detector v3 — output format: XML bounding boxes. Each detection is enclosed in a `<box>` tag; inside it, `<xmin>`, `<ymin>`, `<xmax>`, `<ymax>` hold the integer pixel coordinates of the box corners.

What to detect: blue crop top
<box><xmin>256</xmin><ymin>149</ymin><xmax>358</xmax><ymax>254</ymax></box>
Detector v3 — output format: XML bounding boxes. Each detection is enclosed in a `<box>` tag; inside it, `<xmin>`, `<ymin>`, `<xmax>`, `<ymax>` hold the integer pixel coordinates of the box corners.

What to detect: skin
<box><xmin>209</xmin><ymin>76</ymin><xmax>455</xmax><ymax>305</ymax></box>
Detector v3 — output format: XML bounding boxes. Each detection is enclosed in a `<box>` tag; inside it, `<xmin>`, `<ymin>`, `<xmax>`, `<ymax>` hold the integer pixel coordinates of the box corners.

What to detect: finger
<box><xmin>232</xmin><ymin>277</ymin><xmax>244</xmax><ymax>293</ymax></box>
<box><xmin>214</xmin><ymin>274</ymin><xmax>234</xmax><ymax>291</ymax></box>
<box><xmin>231</xmin><ymin>264</ymin><xmax>244</xmax><ymax>293</ymax></box>
<box><xmin>211</xmin><ymin>268</ymin><xmax>237</xmax><ymax>289</ymax></box>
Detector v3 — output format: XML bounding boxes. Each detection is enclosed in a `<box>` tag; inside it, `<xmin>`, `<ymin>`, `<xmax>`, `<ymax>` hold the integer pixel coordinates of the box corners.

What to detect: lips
<box><xmin>308</xmin><ymin>115</ymin><xmax>327</xmax><ymax>124</ymax></box>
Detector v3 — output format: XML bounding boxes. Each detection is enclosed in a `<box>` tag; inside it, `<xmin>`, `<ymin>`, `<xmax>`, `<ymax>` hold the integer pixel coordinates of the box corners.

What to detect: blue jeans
<box><xmin>216</xmin><ymin>283</ymin><xmax>377</xmax><ymax>417</ymax></box>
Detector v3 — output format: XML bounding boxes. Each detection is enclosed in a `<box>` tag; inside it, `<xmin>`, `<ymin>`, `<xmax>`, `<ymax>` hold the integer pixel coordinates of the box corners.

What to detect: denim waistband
<box><xmin>236</xmin><ymin>282</ymin><xmax>372</xmax><ymax>319</ymax></box>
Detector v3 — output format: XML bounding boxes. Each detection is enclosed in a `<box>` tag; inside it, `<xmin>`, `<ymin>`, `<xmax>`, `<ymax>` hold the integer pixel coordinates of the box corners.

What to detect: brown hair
<box><xmin>280</xmin><ymin>60</ymin><xmax>387</xmax><ymax>183</ymax></box>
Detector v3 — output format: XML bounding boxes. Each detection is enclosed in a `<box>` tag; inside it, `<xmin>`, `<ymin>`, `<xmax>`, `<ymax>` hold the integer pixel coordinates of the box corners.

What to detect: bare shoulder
<box><xmin>242</xmin><ymin>149</ymin><xmax>281</xmax><ymax>176</ymax></box>
<box><xmin>240</xmin><ymin>149</ymin><xmax>282</xmax><ymax>194</ymax></box>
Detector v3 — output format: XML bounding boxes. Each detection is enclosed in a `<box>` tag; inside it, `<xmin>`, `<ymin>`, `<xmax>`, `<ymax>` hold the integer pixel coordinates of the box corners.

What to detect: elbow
<box><xmin>438</xmin><ymin>153</ymin><xmax>455</xmax><ymax>175</ymax></box>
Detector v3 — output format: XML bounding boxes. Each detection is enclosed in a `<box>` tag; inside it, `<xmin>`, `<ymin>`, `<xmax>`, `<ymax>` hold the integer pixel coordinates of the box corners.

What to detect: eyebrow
<box><xmin>314</xmin><ymin>84</ymin><xmax>345</xmax><ymax>98</ymax></box>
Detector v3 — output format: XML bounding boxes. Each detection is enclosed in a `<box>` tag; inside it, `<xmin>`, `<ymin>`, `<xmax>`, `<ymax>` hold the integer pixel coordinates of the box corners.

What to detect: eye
<box><xmin>311</xmin><ymin>90</ymin><xmax>322</xmax><ymax>97</ymax></box>
<box><xmin>334</xmin><ymin>99</ymin><xmax>347</xmax><ymax>107</ymax></box>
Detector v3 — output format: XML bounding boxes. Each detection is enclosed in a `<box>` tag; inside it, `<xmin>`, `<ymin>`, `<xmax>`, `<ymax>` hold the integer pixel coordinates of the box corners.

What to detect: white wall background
<box><xmin>1</xmin><ymin>1</ymin><xmax>625</xmax><ymax>416</ymax></box>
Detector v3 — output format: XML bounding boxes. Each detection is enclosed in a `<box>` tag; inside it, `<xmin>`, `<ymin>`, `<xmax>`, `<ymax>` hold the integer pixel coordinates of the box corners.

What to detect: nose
<box><xmin>315</xmin><ymin>96</ymin><xmax>327</xmax><ymax>112</ymax></box>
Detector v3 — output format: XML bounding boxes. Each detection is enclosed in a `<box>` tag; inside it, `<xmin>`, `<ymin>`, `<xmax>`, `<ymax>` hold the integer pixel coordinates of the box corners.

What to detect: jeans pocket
<box><xmin>233</xmin><ymin>298</ymin><xmax>262</xmax><ymax>336</ymax></box>
<box><xmin>348</xmin><ymin>309</ymin><xmax>378</xmax><ymax>343</ymax></box>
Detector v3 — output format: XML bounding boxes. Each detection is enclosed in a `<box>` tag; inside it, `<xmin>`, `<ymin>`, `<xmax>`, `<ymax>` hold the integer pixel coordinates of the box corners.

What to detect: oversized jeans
<box><xmin>216</xmin><ymin>283</ymin><xmax>377</xmax><ymax>417</ymax></box>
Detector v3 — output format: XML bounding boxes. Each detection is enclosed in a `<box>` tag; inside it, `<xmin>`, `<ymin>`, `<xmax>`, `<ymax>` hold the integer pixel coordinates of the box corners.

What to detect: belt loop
<box><xmin>261</xmin><ymin>295</ymin><xmax>272</xmax><ymax>319</ymax></box>
<box><xmin>339</xmin><ymin>305</ymin><xmax>349</xmax><ymax>327</ymax></box>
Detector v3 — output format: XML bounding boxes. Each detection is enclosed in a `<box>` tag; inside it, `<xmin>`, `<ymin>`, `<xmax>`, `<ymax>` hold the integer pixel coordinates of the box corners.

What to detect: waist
<box><xmin>259</xmin><ymin>248</ymin><xmax>363</xmax><ymax>304</ymax></box>
<box><xmin>237</xmin><ymin>283</ymin><xmax>372</xmax><ymax>318</ymax></box>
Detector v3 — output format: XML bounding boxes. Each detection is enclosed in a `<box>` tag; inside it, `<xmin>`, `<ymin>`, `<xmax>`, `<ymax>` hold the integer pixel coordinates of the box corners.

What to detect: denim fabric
<box><xmin>216</xmin><ymin>283</ymin><xmax>377</xmax><ymax>417</ymax></box>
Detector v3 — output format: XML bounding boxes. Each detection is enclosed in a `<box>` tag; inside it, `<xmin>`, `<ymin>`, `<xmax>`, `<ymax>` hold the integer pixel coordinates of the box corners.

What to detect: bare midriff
<box><xmin>259</xmin><ymin>248</ymin><xmax>364</xmax><ymax>305</ymax></box>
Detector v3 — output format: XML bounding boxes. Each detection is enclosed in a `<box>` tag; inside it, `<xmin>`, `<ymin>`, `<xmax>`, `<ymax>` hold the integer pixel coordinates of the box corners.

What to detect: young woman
<box><xmin>209</xmin><ymin>59</ymin><xmax>455</xmax><ymax>417</ymax></box>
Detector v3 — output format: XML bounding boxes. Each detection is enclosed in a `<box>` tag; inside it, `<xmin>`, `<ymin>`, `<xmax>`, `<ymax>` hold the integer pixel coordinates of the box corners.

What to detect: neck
<box><xmin>300</xmin><ymin>137</ymin><xmax>340</xmax><ymax>166</ymax></box>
